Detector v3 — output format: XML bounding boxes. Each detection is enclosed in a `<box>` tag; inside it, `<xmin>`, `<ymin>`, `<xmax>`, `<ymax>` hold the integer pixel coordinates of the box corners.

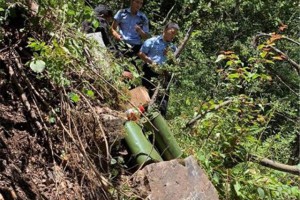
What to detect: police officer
<box><xmin>111</xmin><ymin>0</ymin><xmax>149</xmax><ymax>57</ymax></box>
<box><xmin>138</xmin><ymin>22</ymin><xmax>179</xmax><ymax>116</ymax></box>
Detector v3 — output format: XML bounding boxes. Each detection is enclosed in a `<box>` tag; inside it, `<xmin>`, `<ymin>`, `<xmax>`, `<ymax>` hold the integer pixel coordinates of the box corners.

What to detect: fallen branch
<box><xmin>249</xmin><ymin>154</ymin><xmax>300</xmax><ymax>176</ymax></box>
<box><xmin>6</xmin><ymin>51</ymin><xmax>44</xmax><ymax>133</ymax></box>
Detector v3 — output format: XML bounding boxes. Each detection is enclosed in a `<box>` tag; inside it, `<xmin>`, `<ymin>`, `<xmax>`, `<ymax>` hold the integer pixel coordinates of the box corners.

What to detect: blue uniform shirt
<box><xmin>114</xmin><ymin>8</ymin><xmax>149</xmax><ymax>45</ymax></box>
<box><xmin>140</xmin><ymin>35</ymin><xmax>177</xmax><ymax>65</ymax></box>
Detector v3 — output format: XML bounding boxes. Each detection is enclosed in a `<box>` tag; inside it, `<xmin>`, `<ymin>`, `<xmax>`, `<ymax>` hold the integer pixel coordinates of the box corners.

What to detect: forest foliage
<box><xmin>1</xmin><ymin>0</ymin><xmax>299</xmax><ymax>199</ymax></box>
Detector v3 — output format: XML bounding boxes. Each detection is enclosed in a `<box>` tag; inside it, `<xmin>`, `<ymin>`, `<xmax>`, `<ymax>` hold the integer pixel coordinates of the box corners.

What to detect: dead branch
<box><xmin>51</xmin><ymin>105</ymin><xmax>111</xmax><ymax>189</ymax></box>
<box><xmin>7</xmin><ymin>51</ymin><xmax>44</xmax><ymax>133</ymax></box>
<box><xmin>9</xmin><ymin>52</ymin><xmax>112</xmax><ymax>189</ymax></box>
<box><xmin>275</xmin><ymin>74</ymin><xmax>298</xmax><ymax>95</ymax></box>
<box><xmin>159</xmin><ymin>73</ymin><xmax>174</xmax><ymax>109</ymax></box>
<box><xmin>186</xmin><ymin>99</ymin><xmax>233</xmax><ymax>128</ymax></box>
<box><xmin>269</xmin><ymin>45</ymin><xmax>300</xmax><ymax>74</ymax></box>
<box><xmin>147</xmin><ymin>82</ymin><xmax>161</xmax><ymax>111</ymax></box>
<box><xmin>162</xmin><ymin>4</ymin><xmax>176</xmax><ymax>25</ymax></box>
<box><xmin>76</xmin><ymin>90</ymin><xmax>110</xmax><ymax>162</ymax></box>
<box><xmin>249</xmin><ymin>154</ymin><xmax>300</xmax><ymax>176</ymax></box>
<box><xmin>253</xmin><ymin>32</ymin><xmax>300</xmax><ymax>74</ymax></box>
<box><xmin>264</xmin><ymin>64</ymin><xmax>299</xmax><ymax>94</ymax></box>
<box><xmin>254</xmin><ymin>32</ymin><xmax>300</xmax><ymax>46</ymax></box>
<box><xmin>174</xmin><ymin>23</ymin><xmax>196</xmax><ymax>59</ymax></box>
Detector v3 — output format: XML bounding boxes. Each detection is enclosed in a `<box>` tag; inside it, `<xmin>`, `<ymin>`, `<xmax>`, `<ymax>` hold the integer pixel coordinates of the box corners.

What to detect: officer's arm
<box><xmin>135</xmin><ymin>25</ymin><xmax>149</xmax><ymax>40</ymax></box>
<box><xmin>111</xmin><ymin>20</ymin><xmax>122</xmax><ymax>41</ymax></box>
<box><xmin>136</xmin><ymin>15</ymin><xmax>150</xmax><ymax>40</ymax></box>
<box><xmin>137</xmin><ymin>51</ymin><xmax>153</xmax><ymax>64</ymax></box>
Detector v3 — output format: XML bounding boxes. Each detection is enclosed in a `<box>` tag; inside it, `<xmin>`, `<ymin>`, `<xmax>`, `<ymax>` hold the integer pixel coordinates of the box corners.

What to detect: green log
<box><xmin>124</xmin><ymin>121</ymin><xmax>163</xmax><ymax>166</ymax></box>
<box><xmin>149</xmin><ymin>112</ymin><xmax>182</xmax><ymax>160</ymax></box>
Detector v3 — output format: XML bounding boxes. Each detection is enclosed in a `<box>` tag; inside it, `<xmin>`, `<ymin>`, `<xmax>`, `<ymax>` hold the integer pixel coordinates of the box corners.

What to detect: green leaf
<box><xmin>258</xmin><ymin>104</ymin><xmax>264</xmax><ymax>111</ymax></box>
<box><xmin>30</xmin><ymin>60</ymin><xmax>46</xmax><ymax>73</ymax></box>
<box><xmin>185</xmin><ymin>98</ymin><xmax>191</xmax><ymax>106</ymax></box>
<box><xmin>248</xmin><ymin>73</ymin><xmax>260</xmax><ymax>80</ymax></box>
<box><xmin>62</xmin><ymin>46</ymin><xmax>70</xmax><ymax>54</ymax></box>
<box><xmin>197</xmin><ymin>153</ymin><xmax>206</xmax><ymax>162</ymax></box>
<box><xmin>85</xmin><ymin>90</ymin><xmax>95</xmax><ymax>98</ymax></box>
<box><xmin>228</xmin><ymin>73</ymin><xmax>240</xmax><ymax>79</ymax></box>
<box><xmin>213</xmin><ymin>173</ymin><xmax>219</xmax><ymax>184</ymax></box>
<box><xmin>92</xmin><ymin>19</ymin><xmax>99</xmax><ymax>28</ymax></box>
<box><xmin>257</xmin><ymin>44</ymin><xmax>265</xmax><ymax>50</ymax></box>
<box><xmin>257</xmin><ymin>187</ymin><xmax>265</xmax><ymax>199</ymax></box>
<box><xmin>67</xmin><ymin>9</ymin><xmax>75</xmax><ymax>16</ymax></box>
<box><xmin>69</xmin><ymin>92</ymin><xmax>80</xmax><ymax>103</ymax></box>
<box><xmin>234</xmin><ymin>182</ymin><xmax>242</xmax><ymax>196</ymax></box>
<box><xmin>215</xmin><ymin>54</ymin><xmax>226</xmax><ymax>63</ymax></box>
<box><xmin>110</xmin><ymin>158</ymin><xmax>117</xmax><ymax>165</ymax></box>
<box><xmin>132</xmin><ymin>71</ymin><xmax>140</xmax><ymax>78</ymax></box>
<box><xmin>291</xmin><ymin>186</ymin><xmax>300</xmax><ymax>195</ymax></box>
<box><xmin>49</xmin><ymin>117</ymin><xmax>56</xmax><ymax>123</ymax></box>
<box><xmin>260</xmin><ymin>51</ymin><xmax>268</xmax><ymax>58</ymax></box>
<box><xmin>265</xmin><ymin>59</ymin><xmax>275</xmax><ymax>64</ymax></box>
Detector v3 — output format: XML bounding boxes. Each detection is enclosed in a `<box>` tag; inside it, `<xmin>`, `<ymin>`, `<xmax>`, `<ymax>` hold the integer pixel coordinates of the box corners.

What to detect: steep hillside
<box><xmin>0</xmin><ymin>2</ymin><xmax>132</xmax><ymax>199</ymax></box>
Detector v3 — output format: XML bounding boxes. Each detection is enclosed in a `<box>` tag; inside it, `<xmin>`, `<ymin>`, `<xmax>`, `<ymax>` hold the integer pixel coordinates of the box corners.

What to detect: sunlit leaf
<box><xmin>265</xmin><ymin>60</ymin><xmax>275</xmax><ymax>64</ymax></box>
<box><xmin>67</xmin><ymin>9</ymin><xmax>75</xmax><ymax>16</ymax></box>
<box><xmin>257</xmin><ymin>188</ymin><xmax>265</xmax><ymax>199</ymax></box>
<box><xmin>228</xmin><ymin>73</ymin><xmax>240</xmax><ymax>79</ymax></box>
<box><xmin>215</xmin><ymin>54</ymin><xmax>226</xmax><ymax>63</ymax></box>
<box><xmin>257</xmin><ymin>115</ymin><xmax>265</xmax><ymax>123</ymax></box>
<box><xmin>226</xmin><ymin>60</ymin><xmax>234</xmax><ymax>66</ymax></box>
<box><xmin>257</xmin><ymin>44</ymin><xmax>265</xmax><ymax>50</ymax></box>
<box><xmin>62</xmin><ymin>46</ymin><xmax>70</xmax><ymax>54</ymax></box>
<box><xmin>213</xmin><ymin>173</ymin><xmax>219</xmax><ymax>184</ymax></box>
<box><xmin>234</xmin><ymin>182</ymin><xmax>242</xmax><ymax>196</ymax></box>
<box><xmin>225</xmin><ymin>51</ymin><xmax>234</xmax><ymax>55</ymax></box>
<box><xmin>69</xmin><ymin>92</ymin><xmax>80</xmax><ymax>103</ymax></box>
<box><xmin>85</xmin><ymin>90</ymin><xmax>95</xmax><ymax>98</ymax></box>
<box><xmin>30</xmin><ymin>60</ymin><xmax>46</xmax><ymax>73</ymax></box>
<box><xmin>272</xmin><ymin>56</ymin><xmax>284</xmax><ymax>60</ymax></box>
<box><xmin>260</xmin><ymin>51</ymin><xmax>268</xmax><ymax>58</ymax></box>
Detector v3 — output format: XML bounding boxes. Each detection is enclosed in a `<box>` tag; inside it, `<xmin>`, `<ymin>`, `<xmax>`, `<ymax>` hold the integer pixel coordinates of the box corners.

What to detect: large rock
<box><xmin>132</xmin><ymin>156</ymin><xmax>219</xmax><ymax>200</ymax></box>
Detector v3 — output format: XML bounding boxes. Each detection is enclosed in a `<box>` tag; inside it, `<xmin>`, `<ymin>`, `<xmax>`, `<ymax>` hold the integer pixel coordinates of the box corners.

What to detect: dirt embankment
<box><xmin>0</xmin><ymin>3</ymin><xmax>128</xmax><ymax>200</ymax></box>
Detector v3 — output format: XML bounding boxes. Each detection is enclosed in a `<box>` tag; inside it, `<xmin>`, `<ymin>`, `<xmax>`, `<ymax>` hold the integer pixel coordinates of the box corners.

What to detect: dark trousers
<box><xmin>142</xmin><ymin>64</ymin><xmax>170</xmax><ymax>116</ymax></box>
<box><xmin>115</xmin><ymin>42</ymin><xmax>141</xmax><ymax>59</ymax></box>
<box><xmin>115</xmin><ymin>42</ymin><xmax>142</xmax><ymax>74</ymax></box>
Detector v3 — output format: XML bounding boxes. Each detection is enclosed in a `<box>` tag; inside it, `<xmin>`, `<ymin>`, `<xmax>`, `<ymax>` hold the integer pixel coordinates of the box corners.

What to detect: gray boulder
<box><xmin>132</xmin><ymin>156</ymin><xmax>219</xmax><ymax>200</ymax></box>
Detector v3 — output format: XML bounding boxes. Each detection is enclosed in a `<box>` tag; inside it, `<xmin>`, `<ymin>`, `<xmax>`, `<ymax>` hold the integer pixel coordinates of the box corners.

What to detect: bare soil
<box><xmin>0</xmin><ymin>3</ymin><xmax>129</xmax><ymax>200</ymax></box>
